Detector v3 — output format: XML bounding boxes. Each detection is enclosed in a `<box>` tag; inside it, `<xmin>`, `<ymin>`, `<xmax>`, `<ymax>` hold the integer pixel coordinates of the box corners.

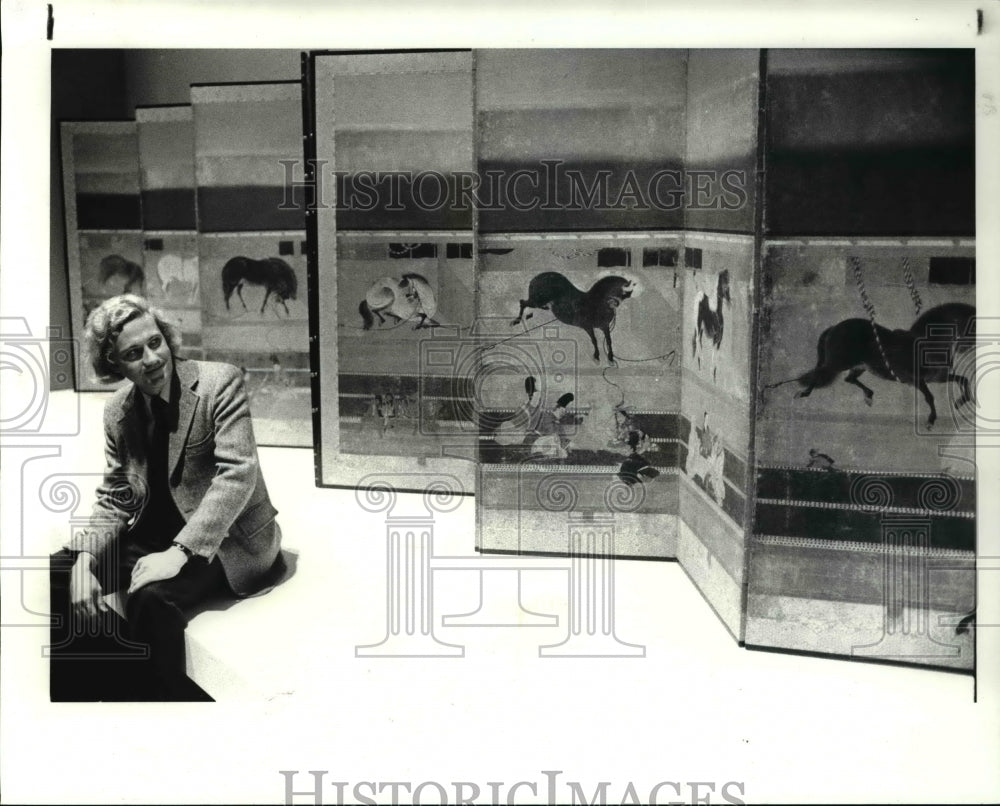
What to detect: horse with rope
<box><xmin>766</xmin><ymin>256</ymin><xmax>975</xmax><ymax>429</ymax></box>
<box><xmin>510</xmin><ymin>272</ymin><xmax>634</xmax><ymax>365</ymax></box>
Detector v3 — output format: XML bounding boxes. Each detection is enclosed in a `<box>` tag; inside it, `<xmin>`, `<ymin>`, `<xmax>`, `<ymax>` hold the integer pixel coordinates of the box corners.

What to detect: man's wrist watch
<box><xmin>171</xmin><ymin>541</ymin><xmax>197</xmax><ymax>561</ymax></box>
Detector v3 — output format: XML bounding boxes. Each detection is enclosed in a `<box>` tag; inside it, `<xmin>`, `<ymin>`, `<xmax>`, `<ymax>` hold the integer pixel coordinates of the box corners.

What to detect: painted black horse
<box><xmin>99</xmin><ymin>254</ymin><xmax>145</xmax><ymax>295</ymax></box>
<box><xmin>792</xmin><ymin>302</ymin><xmax>975</xmax><ymax>428</ymax></box>
<box><xmin>511</xmin><ymin>272</ymin><xmax>634</xmax><ymax>364</ymax></box>
<box><xmin>222</xmin><ymin>256</ymin><xmax>298</xmax><ymax>317</ymax></box>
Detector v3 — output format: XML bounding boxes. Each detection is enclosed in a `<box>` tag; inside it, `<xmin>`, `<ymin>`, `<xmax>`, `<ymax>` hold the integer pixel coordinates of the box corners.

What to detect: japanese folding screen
<box><xmin>191</xmin><ymin>82</ymin><xmax>311</xmax><ymax>446</ymax></box>
<box><xmin>304</xmin><ymin>47</ymin><xmax>976</xmax><ymax>671</ymax></box>
<box><xmin>62</xmin><ymin>121</ymin><xmax>143</xmax><ymax>391</ymax></box>
<box><xmin>311</xmin><ymin>51</ymin><xmax>476</xmax><ymax>492</ymax></box>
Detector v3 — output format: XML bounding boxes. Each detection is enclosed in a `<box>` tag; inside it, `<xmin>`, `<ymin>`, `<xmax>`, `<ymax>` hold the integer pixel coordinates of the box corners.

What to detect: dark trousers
<box><xmin>49</xmin><ymin>542</ymin><xmax>230</xmax><ymax>701</ymax></box>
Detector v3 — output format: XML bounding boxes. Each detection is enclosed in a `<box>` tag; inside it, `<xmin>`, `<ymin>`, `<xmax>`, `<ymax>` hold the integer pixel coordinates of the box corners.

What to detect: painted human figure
<box><xmin>529</xmin><ymin>392</ymin><xmax>577</xmax><ymax>460</ymax></box>
<box><xmin>618</xmin><ymin>430</ymin><xmax>661</xmax><ymax>486</ymax></box>
<box><xmin>494</xmin><ymin>376</ymin><xmax>541</xmax><ymax>447</ymax></box>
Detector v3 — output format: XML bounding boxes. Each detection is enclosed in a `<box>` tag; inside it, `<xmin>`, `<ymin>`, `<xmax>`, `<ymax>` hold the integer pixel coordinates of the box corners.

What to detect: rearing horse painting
<box><xmin>510</xmin><ymin>272</ymin><xmax>634</xmax><ymax>364</ymax></box>
<box><xmin>222</xmin><ymin>256</ymin><xmax>298</xmax><ymax>317</ymax></box>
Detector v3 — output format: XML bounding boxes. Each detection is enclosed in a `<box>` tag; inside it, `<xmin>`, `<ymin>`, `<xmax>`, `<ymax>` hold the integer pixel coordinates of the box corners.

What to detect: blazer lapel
<box><xmin>170</xmin><ymin>359</ymin><xmax>200</xmax><ymax>478</ymax></box>
<box><xmin>114</xmin><ymin>386</ymin><xmax>150</xmax><ymax>521</ymax></box>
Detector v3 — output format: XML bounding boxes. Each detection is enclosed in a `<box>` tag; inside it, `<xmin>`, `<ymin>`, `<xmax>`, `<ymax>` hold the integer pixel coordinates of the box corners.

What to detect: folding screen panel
<box><xmin>136</xmin><ymin>105</ymin><xmax>202</xmax><ymax>360</ymax></box>
<box><xmin>192</xmin><ymin>82</ymin><xmax>311</xmax><ymax>446</ymax></box>
<box><xmin>677</xmin><ymin>233</ymin><xmax>756</xmax><ymax>636</ymax></box>
<box><xmin>62</xmin><ymin>121</ymin><xmax>143</xmax><ymax>390</ymax></box>
<box><xmin>746</xmin><ymin>49</ymin><xmax>977</xmax><ymax>669</ymax></box>
<box><xmin>675</xmin><ymin>51</ymin><xmax>761</xmax><ymax>637</ymax></box>
<box><xmin>474</xmin><ymin>50</ymin><xmax>688</xmax><ymax>557</ymax></box>
<box><xmin>312</xmin><ymin>51</ymin><xmax>477</xmax><ymax>491</ymax></box>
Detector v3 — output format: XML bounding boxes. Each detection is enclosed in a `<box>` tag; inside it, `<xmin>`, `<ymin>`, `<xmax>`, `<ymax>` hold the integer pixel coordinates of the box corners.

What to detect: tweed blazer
<box><xmin>69</xmin><ymin>358</ymin><xmax>281</xmax><ymax>596</ymax></box>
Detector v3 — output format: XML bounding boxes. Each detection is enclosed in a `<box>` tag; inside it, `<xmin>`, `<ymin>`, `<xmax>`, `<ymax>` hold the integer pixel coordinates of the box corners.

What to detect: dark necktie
<box><xmin>149</xmin><ymin>397</ymin><xmax>172</xmax><ymax>474</ymax></box>
<box><xmin>137</xmin><ymin>396</ymin><xmax>183</xmax><ymax>547</ymax></box>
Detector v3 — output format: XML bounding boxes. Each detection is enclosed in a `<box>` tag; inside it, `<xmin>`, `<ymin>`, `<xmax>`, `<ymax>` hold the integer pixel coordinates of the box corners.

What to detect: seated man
<box><xmin>50</xmin><ymin>294</ymin><xmax>283</xmax><ymax>701</ymax></box>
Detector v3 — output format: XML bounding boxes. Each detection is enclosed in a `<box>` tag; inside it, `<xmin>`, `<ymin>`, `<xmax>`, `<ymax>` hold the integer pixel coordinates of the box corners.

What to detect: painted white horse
<box><xmin>156</xmin><ymin>254</ymin><xmax>200</xmax><ymax>302</ymax></box>
<box><xmin>359</xmin><ymin>273</ymin><xmax>438</xmax><ymax>330</ymax></box>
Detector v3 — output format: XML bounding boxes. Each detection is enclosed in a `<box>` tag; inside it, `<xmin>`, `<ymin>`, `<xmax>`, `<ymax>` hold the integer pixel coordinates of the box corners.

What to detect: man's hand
<box><xmin>128</xmin><ymin>546</ymin><xmax>187</xmax><ymax>594</ymax></box>
<box><xmin>70</xmin><ymin>552</ymin><xmax>107</xmax><ymax>620</ymax></box>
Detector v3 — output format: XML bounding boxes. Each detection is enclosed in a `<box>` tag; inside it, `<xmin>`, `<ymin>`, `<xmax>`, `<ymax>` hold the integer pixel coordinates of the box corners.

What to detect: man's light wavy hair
<box><xmin>84</xmin><ymin>294</ymin><xmax>182</xmax><ymax>384</ymax></box>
